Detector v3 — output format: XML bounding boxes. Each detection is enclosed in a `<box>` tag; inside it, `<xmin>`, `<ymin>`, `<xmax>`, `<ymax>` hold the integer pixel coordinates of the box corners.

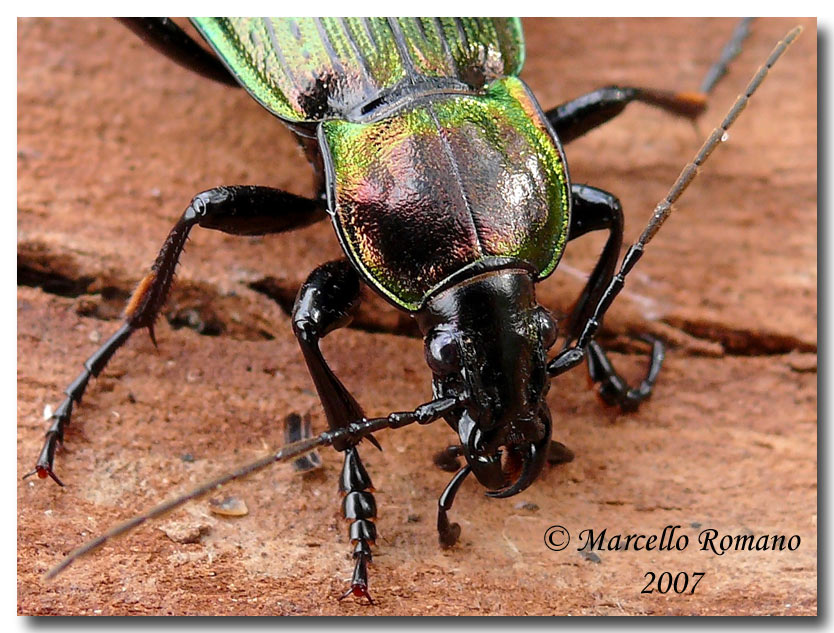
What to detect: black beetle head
<box><xmin>416</xmin><ymin>268</ymin><xmax>558</xmax><ymax>496</ymax></box>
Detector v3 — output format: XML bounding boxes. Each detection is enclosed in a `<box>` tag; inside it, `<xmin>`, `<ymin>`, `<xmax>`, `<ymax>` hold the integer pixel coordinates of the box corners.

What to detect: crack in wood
<box><xmin>18</xmin><ymin>243</ymin><xmax>815</xmax><ymax>357</ymax></box>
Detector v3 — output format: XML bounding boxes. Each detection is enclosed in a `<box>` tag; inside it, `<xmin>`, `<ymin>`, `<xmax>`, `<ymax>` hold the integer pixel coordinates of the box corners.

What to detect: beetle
<box><xmin>20</xmin><ymin>18</ymin><xmax>803</xmax><ymax>608</ymax></box>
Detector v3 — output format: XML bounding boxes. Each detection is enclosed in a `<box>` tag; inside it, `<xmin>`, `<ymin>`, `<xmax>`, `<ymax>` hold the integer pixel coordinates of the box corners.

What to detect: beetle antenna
<box><xmin>44</xmin><ymin>435</ymin><xmax>322</xmax><ymax>580</ymax></box>
<box><xmin>699</xmin><ymin>17</ymin><xmax>755</xmax><ymax>95</ymax></box>
<box><xmin>638</xmin><ymin>26</ymin><xmax>801</xmax><ymax>249</ymax></box>
<box><xmin>546</xmin><ymin>26</ymin><xmax>802</xmax><ymax>381</ymax></box>
<box><xmin>44</xmin><ymin>396</ymin><xmax>459</xmax><ymax>580</ymax></box>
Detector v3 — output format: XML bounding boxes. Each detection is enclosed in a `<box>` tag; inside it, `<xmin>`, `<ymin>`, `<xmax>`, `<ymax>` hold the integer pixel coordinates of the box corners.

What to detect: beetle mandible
<box><xmin>23</xmin><ymin>18</ymin><xmax>800</xmax><ymax>604</ymax></box>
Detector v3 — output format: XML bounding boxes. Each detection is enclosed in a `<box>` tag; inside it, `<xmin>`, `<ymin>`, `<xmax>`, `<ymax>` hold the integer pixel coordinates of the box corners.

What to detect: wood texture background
<box><xmin>18</xmin><ymin>18</ymin><xmax>816</xmax><ymax>615</ymax></box>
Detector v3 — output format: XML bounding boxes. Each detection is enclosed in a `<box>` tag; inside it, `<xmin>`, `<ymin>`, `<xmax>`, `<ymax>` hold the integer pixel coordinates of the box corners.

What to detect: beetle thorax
<box><xmin>321</xmin><ymin>76</ymin><xmax>570</xmax><ymax>312</ymax></box>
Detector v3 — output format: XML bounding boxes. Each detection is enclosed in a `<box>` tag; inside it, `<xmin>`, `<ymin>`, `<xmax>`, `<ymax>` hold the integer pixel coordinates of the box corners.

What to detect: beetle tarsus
<box><xmin>283</xmin><ymin>413</ymin><xmax>322</xmax><ymax>473</ymax></box>
<box><xmin>339</xmin><ymin>562</ymin><xmax>374</xmax><ymax>605</ymax></box>
<box><xmin>546</xmin><ymin>441</ymin><xmax>575</xmax><ymax>466</ymax></box>
<box><xmin>699</xmin><ymin>18</ymin><xmax>755</xmax><ymax>95</ymax></box>
<box><xmin>438</xmin><ymin>516</ymin><xmax>462</xmax><ymax>549</ymax></box>
<box><xmin>437</xmin><ymin>466</ymin><xmax>471</xmax><ymax>548</ymax></box>
<box><xmin>28</xmin><ymin>323</ymin><xmax>134</xmax><ymax>484</ymax></box>
<box><xmin>433</xmin><ymin>445</ymin><xmax>463</xmax><ymax>472</ymax></box>
<box><xmin>339</xmin><ymin>448</ymin><xmax>378</xmax><ymax>603</ymax></box>
<box><xmin>24</xmin><ymin>422</ymin><xmax>66</xmax><ymax>485</ymax></box>
<box><xmin>23</xmin><ymin>461</ymin><xmax>65</xmax><ymax>487</ymax></box>
<box><xmin>587</xmin><ymin>338</ymin><xmax>665</xmax><ymax>412</ymax></box>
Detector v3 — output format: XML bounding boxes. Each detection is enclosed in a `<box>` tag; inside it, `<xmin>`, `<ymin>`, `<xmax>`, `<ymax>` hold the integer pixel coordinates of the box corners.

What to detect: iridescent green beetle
<box><xmin>193</xmin><ymin>18</ymin><xmax>570</xmax><ymax>312</ymax></box>
<box><xmin>32</xmin><ymin>18</ymin><xmax>796</xmax><ymax>602</ymax></box>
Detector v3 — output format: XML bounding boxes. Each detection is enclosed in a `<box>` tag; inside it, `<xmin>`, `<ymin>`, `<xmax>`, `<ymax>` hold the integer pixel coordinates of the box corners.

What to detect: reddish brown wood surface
<box><xmin>18</xmin><ymin>18</ymin><xmax>816</xmax><ymax>615</ymax></box>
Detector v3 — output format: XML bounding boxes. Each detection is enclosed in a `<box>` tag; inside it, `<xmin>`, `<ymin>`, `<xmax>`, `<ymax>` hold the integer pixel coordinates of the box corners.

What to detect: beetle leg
<box><xmin>437</xmin><ymin>466</ymin><xmax>471</xmax><ymax>548</ymax></box>
<box><xmin>338</xmin><ymin>446</ymin><xmax>378</xmax><ymax>605</ymax></box>
<box><xmin>587</xmin><ymin>338</ymin><xmax>664</xmax><ymax>412</ymax></box>
<box><xmin>546</xmin><ymin>19</ymin><xmax>754</xmax><ymax>144</ymax></box>
<box><xmin>292</xmin><ymin>260</ymin><xmax>383</xmax><ymax>603</ymax></box>
<box><xmin>433</xmin><ymin>445</ymin><xmax>463</xmax><ymax>472</ymax></box>
<box><xmin>547</xmin><ymin>440</ymin><xmax>575</xmax><ymax>466</ymax></box>
<box><xmin>551</xmin><ymin>16</ymin><xmax>795</xmax><ymax>392</ymax></box>
<box><xmin>117</xmin><ymin>18</ymin><xmax>239</xmax><ymax>87</ymax></box>
<box><xmin>565</xmin><ymin>184</ymin><xmax>624</xmax><ymax>341</ymax></box>
<box><xmin>292</xmin><ymin>260</ymin><xmax>369</xmax><ymax>449</ymax></box>
<box><xmin>550</xmin><ymin>19</ymin><xmax>797</xmax><ymax>378</ymax></box>
<box><xmin>26</xmin><ymin>186</ymin><xmax>326</xmax><ymax>485</ymax></box>
<box><xmin>558</xmin><ymin>185</ymin><xmax>665</xmax><ymax>411</ymax></box>
<box><xmin>284</xmin><ymin>413</ymin><xmax>322</xmax><ymax>473</ymax></box>
<box><xmin>546</xmin><ymin>86</ymin><xmax>707</xmax><ymax>144</ymax></box>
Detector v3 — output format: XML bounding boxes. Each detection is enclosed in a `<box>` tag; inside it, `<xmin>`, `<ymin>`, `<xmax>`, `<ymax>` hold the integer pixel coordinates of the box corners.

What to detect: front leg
<box><xmin>437</xmin><ymin>465</ymin><xmax>471</xmax><ymax>548</ymax></box>
<box><xmin>561</xmin><ymin>185</ymin><xmax>664</xmax><ymax>411</ymax></box>
<box><xmin>26</xmin><ymin>185</ymin><xmax>326</xmax><ymax>485</ymax></box>
<box><xmin>291</xmin><ymin>260</ymin><xmax>379</xmax><ymax>603</ymax></box>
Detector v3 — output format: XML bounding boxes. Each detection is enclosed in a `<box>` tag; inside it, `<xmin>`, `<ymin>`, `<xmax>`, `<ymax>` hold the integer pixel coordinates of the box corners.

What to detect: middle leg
<box><xmin>547</xmin><ymin>86</ymin><xmax>707</xmax><ymax>144</ymax></box>
<box><xmin>561</xmin><ymin>184</ymin><xmax>664</xmax><ymax>411</ymax></box>
<box><xmin>291</xmin><ymin>260</ymin><xmax>379</xmax><ymax>603</ymax></box>
<box><xmin>545</xmin><ymin>19</ymin><xmax>754</xmax><ymax>144</ymax></box>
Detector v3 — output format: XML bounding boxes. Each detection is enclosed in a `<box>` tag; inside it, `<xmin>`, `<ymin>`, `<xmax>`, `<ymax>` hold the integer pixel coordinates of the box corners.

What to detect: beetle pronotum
<box><xmin>18</xmin><ymin>18</ymin><xmax>816</xmax><ymax>615</ymax></box>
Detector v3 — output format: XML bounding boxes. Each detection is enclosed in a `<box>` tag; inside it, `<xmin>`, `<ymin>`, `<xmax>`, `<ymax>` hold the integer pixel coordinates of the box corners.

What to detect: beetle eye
<box><xmin>537</xmin><ymin>308</ymin><xmax>558</xmax><ymax>350</ymax></box>
<box><xmin>425</xmin><ymin>329</ymin><xmax>461</xmax><ymax>375</ymax></box>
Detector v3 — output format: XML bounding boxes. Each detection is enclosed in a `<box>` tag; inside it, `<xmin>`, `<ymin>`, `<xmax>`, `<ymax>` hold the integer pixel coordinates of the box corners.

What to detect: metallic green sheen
<box><xmin>191</xmin><ymin>18</ymin><xmax>524</xmax><ymax>122</ymax></box>
<box><xmin>322</xmin><ymin>77</ymin><xmax>570</xmax><ymax>311</ymax></box>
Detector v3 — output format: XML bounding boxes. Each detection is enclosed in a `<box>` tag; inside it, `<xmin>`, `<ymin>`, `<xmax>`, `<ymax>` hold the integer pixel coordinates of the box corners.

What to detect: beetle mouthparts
<box><xmin>486</xmin><ymin>406</ymin><xmax>552</xmax><ymax>498</ymax></box>
<box><xmin>485</xmin><ymin>440</ymin><xmax>547</xmax><ymax>498</ymax></box>
<box><xmin>455</xmin><ymin>407</ymin><xmax>552</xmax><ymax>496</ymax></box>
<box><xmin>456</xmin><ymin>412</ymin><xmax>506</xmax><ymax>490</ymax></box>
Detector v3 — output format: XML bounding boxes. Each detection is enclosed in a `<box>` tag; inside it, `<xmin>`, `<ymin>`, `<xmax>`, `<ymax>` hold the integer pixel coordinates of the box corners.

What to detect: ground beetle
<box><xmin>27</xmin><ymin>18</ymin><xmax>800</xmax><ymax>603</ymax></box>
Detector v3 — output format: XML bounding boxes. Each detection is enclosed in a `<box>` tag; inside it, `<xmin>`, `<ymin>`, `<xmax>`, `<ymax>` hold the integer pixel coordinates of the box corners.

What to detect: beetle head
<box><xmin>416</xmin><ymin>268</ymin><xmax>558</xmax><ymax>496</ymax></box>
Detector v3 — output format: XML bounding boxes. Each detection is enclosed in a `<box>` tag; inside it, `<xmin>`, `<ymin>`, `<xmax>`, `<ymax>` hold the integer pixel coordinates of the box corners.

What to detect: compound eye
<box><xmin>425</xmin><ymin>328</ymin><xmax>461</xmax><ymax>375</ymax></box>
<box><xmin>537</xmin><ymin>308</ymin><xmax>558</xmax><ymax>350</ymax></box>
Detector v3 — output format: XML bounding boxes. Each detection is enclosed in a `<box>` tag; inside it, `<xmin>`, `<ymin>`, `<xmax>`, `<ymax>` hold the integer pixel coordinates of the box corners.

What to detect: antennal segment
<box><xmin>548</xmin><ymin>25</ymin><xmax>802</xmax><ymax>378</ymax></box>
<box><xmin>639</xmin><ymin>25</ymin><xmax>802</xmax><ymax>248</ymax></box>
<box><xmin>699</xmin><ymin>17</ymin><xmax>755</xmax><ymax>95</ymax></box>
<box><xmin>44</xmin><ymin>396</ymin><xmax>459</xmax><ymax>580</ymax></box>
<box><xmin>44</xmin><ymin>436</ymin><xmax>320</xmax><ymax>580</ymax></box>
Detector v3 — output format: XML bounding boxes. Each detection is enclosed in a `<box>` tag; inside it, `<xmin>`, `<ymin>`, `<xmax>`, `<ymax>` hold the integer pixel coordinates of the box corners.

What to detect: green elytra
<box><xmin>192</xmin><ymin>18</ymin><xmax>570</xmax><ymax>311</ymax></box>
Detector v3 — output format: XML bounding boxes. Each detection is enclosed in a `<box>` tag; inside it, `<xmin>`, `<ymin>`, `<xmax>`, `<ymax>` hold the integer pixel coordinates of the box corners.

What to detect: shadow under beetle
<box><xmin>29</xmin><ymin>18</ymin><xmax>799</xmax><ymax>603</ymax></box>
